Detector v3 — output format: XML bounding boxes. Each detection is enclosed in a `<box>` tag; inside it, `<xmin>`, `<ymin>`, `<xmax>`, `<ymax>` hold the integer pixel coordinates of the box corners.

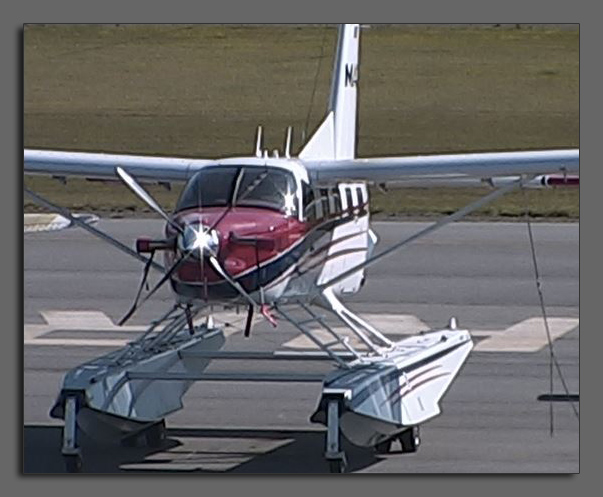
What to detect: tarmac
<box><xmin>23</xmin><ymin>219</ymin><xmax>579</xmax><ymax>473</ymax></box>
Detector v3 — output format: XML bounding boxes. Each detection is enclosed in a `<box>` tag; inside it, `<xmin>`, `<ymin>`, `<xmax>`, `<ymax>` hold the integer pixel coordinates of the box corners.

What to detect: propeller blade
<box><xmin>122</xmin><ymin>250</ymin><xmax>156</xmax><ymax>322</ymax></box>
<box><xmin>119</xmin><ymin>249</ymin><xmax>193</xmax><ymax>325</ymax></box>
<box><xmin>244</xmin><ymin>304</ymin><xmax>254</xmax><ymax>337</ymax></box>
<box><xmin>116</xmin><ymin>166</ymin><xmax>182</xmax><ymax>234</ymax></box>
<box><xmin>208</xmin><ymin>255</ymin><xmax>257</xmax><ymax>307</ymax></box>
<box><xmin>25</xmin><ymin>187</ymin><xmax>165</xmax><ymax>273</ymax></box>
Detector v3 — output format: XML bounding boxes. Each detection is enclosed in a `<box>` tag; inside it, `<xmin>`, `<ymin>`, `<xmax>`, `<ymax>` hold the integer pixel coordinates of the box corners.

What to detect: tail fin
<box><xmin>299</xmin><ymin>24</ymin><xmax>360</xmax><ymax>161</ymax></box>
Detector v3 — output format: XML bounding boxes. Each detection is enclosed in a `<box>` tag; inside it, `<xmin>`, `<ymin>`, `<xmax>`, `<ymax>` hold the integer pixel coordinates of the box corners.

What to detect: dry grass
<box><xmin>24</xmin><ymin>24</ymin><xmax>579</xmax><ymax>219</ymax></box>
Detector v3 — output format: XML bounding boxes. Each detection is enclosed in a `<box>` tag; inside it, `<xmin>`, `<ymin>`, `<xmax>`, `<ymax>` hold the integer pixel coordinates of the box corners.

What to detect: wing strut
<box><xmin>24</xmin><ymin>187</ymin><xmax>165</xmax><ymax>272</ymax></box>
<box><xmin>317</xmin><ymin>179</ymin><xmax>523</xmax><ymax>293</ymax></box>
<box><xmin>321</xmin><ymin>288</ymin><xmax>394</xmax><ymax>349</ymax></box>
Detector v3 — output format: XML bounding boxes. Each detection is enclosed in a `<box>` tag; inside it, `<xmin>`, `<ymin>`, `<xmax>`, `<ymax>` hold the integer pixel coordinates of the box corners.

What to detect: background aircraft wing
<box><xmin>24</xmin><ymin>149</ymin><xmax>215</xmax><ymax>182</ymax></box>
<box><xmin>305</xmin><ymin>149</ymin><xmax>579</xmax><ymax>183</ymax></box>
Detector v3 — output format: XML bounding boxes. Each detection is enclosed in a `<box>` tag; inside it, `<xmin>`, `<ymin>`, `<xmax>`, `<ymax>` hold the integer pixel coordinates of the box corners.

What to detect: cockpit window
<box><xmin>235</xmin><ymin>168</ymin><xmax>298</xmax><ymax>216</ymax></box>
<box><xmin>176</xmin><ymin>167</ymin><xmax>240</xmax><ymax>212</ymax></box>
<box><xmin>176</xmin><ymin>166</ymin><xmax>298</xmax><ymax>216</ymax></box>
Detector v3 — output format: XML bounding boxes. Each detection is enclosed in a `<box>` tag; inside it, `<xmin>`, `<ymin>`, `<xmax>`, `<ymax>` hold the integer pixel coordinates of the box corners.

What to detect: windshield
<box><xmin>176</xmin><ymin>166</ymin><xmax>298</xmax><ymax>216</ymax></box>
<box><xmin>234</xmin><ymin>168</ymin><xmax>297</xmax><ymax>215</ymax></box>
<box><xmin>177</xmin><ymin>167</ymin><xmax>239</xmax><ymax>211</ymax></box>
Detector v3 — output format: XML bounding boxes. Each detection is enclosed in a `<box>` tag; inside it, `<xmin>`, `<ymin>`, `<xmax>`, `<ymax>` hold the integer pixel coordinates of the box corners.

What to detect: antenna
<box><xmin>284</xmin><ymin>126</ymin><xmax>293</xmax><ymax>158</ymax></box>
<box><xmin>254</xmin><ymin>125</ymin><xmax>264</xmax><ymax>158</ymax></box>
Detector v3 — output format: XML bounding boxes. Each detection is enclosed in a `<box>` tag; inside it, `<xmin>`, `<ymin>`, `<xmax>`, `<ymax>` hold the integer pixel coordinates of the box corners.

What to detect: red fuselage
<box><xmin>166</xmin><ymin>207</ymin><xmax>310</xmax><ymax>301</ymax></box>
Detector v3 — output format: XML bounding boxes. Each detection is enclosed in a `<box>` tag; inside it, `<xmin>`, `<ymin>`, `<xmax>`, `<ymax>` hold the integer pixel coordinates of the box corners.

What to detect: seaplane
<box><xmin>24</xmin><ymin>24</ymin><xmax>579</xmax><ymax>473</ymax></box>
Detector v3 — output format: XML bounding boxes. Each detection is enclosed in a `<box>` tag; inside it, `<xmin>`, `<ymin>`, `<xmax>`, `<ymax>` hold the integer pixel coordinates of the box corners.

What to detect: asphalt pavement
<box><xmin>23</xmin><ymin>220</ymin><xmax>579</xmax><ymax>473</ymax></box>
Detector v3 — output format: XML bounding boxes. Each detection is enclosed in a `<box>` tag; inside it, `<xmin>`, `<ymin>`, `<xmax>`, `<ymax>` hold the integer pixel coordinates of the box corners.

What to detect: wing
<box><xmin>305</xmin><ymin>149</ymin><xmax>579</xmax><ymax>183</ymax></box>
<box><xmin>24</xmin><ymin>149</ymin><xmax>215</xmax><ymax>182</ymax></box>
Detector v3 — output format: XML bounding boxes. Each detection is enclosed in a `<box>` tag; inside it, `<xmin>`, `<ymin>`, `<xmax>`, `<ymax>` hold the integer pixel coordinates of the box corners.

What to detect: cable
<box><xmin>522</xmin><ymin>187</ymin><xmax>579</xmax><ymax>435</ymax></box>
<box><xmin>302</xmin><ymin>25</ymin><xmax>330</xmax><ymax>144</ymax></box>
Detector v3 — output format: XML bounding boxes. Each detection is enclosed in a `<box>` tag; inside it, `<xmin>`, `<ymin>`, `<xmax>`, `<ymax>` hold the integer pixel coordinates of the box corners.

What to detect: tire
<box><xmin>64</xmin><ymin>454</ymin><xmax>82</xmax><ymax>473</ymax></box>
<box><xmin>399</xmin><ymin>427</ymin><xmax>420</xmax><ymax>453</ymax></box>
<box><xmin>329</xmin><ymin>459</ymin><xmax>347</xmax><ymax>473</ymax></box>
<box><xmin>374</xmin><ymin>439</ymin><xmax>393</xmax><ymax>454</ymax></box>
<box><xmin>145</xmin><ymin>421</ymin><xmax>166</xmax><ymax>447</ymax></box>
<box><xmin>120</xmin><ymin>434</ymin><xmax>138</xmax><ymax>447</ymax></box>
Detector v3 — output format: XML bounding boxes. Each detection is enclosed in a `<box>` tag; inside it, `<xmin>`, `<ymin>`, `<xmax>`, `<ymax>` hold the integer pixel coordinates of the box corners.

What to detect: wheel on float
<box><xmin>328</xmin><ymin>459</ymin><xmax>347</xmax><ymax>473</ymax></box>
<box><xmin>399</xmin><ymin>426</ymin><xmax>420</xmax><ymax>453</ymax></box>
<box><xmin>64</xmin><ymin>454</ymin><xmax>82</xmax><ymax>473</ymax></box>
<box><xmin>374</xmin><ymin>439</ymin><xmax>393</xmax><ymax>454</ymax></box>
<box><xmin>145</xmin><ymin>420</ymin><xmax>166</xmax><ymax>447</ymax></box>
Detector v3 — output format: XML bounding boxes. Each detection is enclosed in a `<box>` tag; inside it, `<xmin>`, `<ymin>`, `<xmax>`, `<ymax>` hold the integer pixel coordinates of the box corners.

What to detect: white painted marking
<box><xmin>23</xmin><ymin>214</ymin><xmax>69</xmax><ymax>233</ymax></box>
<box><xmin>281</xmin><ymin>314</ymin><xmax>578</xmax><ymax>353</ymax></box>
<box><xmin>24</xmin><ymin>324</ymin><xmax>52</xmax><ymax>341</ymax></box>
<box><xmin>282</xmin><ymin>313</ymin><xmax>429</xmax><ymax>350</ymax></box>
<box><xmin>24</xmin><ymin>311</ymin><xmax>147</xmax><ymax>344</ymax></box>
<box><xmin>473</xmin><ymin>317</ymin><xmax>579</xmax><ymax>352</ymax></box>
<box><xmin>120</xmin><ymin>437</ymin><xmax>291</xmax><ymax>472</ymax></box>
<box><xmin>283</xmin><ymin>327</ymin><xmax>366</xmax><ymax>350</ymax></box>
<box><xmin>25</xmin><ymin>338</ymin><xmax>129</xmax><ymax>347</ymax></box>
<box><xmin>24</xmin><ymin>213</ymin><xmax>99</xmax><ymax>233</ymax></box>
<box><xmin>41</xmin><ymin>310</ymin><xmax>146</xmax><ymax>331</ymax></box>
<box><xmin>24</xmin><ymin>310</ymin><xmax>242</xmax><ymax>346</ymax></box>
<box><xmin>360</xmin><ymin>313</ymin><xmax>430</xmax><ymax>333</ymax></box>
<box><xmin>24</xmin><ymin>311</ymin><xmax>578</xmax><ymax>352</ymax></box>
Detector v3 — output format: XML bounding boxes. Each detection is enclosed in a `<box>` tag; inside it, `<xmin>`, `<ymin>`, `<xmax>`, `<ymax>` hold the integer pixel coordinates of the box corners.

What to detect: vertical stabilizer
<box><xmin>300</xmin><ymin>24</ymin><xmax>360</xmax><ymax>161</ymax></box>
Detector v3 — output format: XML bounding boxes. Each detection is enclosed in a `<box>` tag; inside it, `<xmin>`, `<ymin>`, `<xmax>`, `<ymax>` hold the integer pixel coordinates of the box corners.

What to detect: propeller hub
<box><xmin>178</xmin><ymin>222</ymin><xmax>220</xmax><ymax>258</ymax></box>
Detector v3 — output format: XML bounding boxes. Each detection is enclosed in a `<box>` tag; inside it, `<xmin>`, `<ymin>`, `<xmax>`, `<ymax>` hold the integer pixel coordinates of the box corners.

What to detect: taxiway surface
<box><xmin>24</xmin><ymin>220</ymin><xmax>579</xmax><ymax>473</ymax></box>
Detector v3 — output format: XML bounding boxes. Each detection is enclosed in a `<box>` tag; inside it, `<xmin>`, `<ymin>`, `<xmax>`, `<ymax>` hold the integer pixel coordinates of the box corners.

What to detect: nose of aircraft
<box><xmin>178</xmin><ymin>222</ymin><xmax>220</xmax><ymax>258</ymax></box>
<box><xmin>169</xmin><ymin>206</ymin><xmax>305</xmax><ymax>290</ymax></box>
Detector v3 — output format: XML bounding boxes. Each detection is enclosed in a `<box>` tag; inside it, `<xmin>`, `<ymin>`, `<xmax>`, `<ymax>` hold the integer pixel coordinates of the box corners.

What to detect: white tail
<box><xmin>299</xmin><ymin>24</ymin><xmax>360</xmax><ymax>161</ymax></box>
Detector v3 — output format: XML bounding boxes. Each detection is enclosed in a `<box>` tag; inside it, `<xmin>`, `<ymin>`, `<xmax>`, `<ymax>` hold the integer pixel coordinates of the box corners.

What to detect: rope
<box><xmin>522</xmin><ymin>187</ymin><xmax>579</xmax><ymax>436</ymax></box>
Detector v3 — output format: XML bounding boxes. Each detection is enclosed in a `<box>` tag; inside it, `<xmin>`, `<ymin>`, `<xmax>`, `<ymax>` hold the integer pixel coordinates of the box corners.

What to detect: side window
<box><xmin>356</xmin><ymin>187</ymin><xmax>364</xmax><ymax>206</ymax></box>
<box><xmin>313</xmin><ymin>188</ymin><xmax>324</xmax><ymax>219</ymax></box>
<box><xmin>356</xmin><ymin>186</ymin><xmax>366</xmax><ymax>214</ymax></box>
<box><xmin>303</xmin><ymin>183</ymin><xmax>316</xmax><ymax>222</ymax></box>
<box><xmin>319</xmin><ymin>189</ymin><xmax>330</xmax><ymax>218</ymax></box>
<box><xmin>345</xmin><ymin>188</ymin><xmax>354</xmax><ymax>213</ymax></box>
<box><xmin>329</xmin><ymin>188</ymin><xmax>341</xmax><ymax>214</ymax></box>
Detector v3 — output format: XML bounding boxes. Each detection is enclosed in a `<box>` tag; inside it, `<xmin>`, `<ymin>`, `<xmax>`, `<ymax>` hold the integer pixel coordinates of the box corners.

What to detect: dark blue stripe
<box><xmin>171</xmin><ymin>215</ymin><xmax>351</xmax><ymax>300</ymax></box>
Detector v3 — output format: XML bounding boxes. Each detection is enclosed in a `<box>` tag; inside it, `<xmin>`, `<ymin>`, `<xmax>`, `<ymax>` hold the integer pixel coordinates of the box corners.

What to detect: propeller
<box><xmin>115</xmin><ymin>166</ymin><xmax>191</xmax><ymax>324</ymax></box>
<box><xmin>116</xmin><ymin>167</ymin><xmax>183</xmax><ymax>234</ymax></box>
<box><xmin>193</xmin><ymin>167</ymin><xmax>258</xmax><ymax>308</ymax></box>
<box><xmin>207</xmin><ymin>255</ymin><xmax>257</xmax><ymax>307</ymax></box>
<box><xmin>119</xmin><ymin>249</ymin><xmax>157</xmax><ymax>324</ymax></box>
<box><xmin>115</xmin><ymin>165</ymin><xmax>264</xmax><ymax>326</ymax></box>
<box><xmin>119</xmin><ymin>248</ymin><xmax>195</xmax><ymax>325</ymax></box>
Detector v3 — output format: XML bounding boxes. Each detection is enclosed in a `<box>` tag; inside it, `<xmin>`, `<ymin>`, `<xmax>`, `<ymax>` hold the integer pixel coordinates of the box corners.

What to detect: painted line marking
<box><xmin>24</xmin><ymin>213</ymin><xmax>99</xmax><ymax>233</ymax></box>
<box><xmin>281</xmin><ymin>314</ymin><xmax>578</xmax><ymax>353</ymax></box>
<box><xmin>473</xmin><ymin>317</ymin><xmax>579</xmax><ymax>352</ymax></box>
<box><xmin>24</xmin><ymin>311</ymin><xmax>578</xmax><ymax>352</ymax></box>
<box><xmin>24</xmin><ymin>310</ymin><xmax>242</xmax><ymax>346</ymax></box>
<box><xmin>27</xmin><ymin>338</ymin><xmax>130</xmax><ymax>347</ymax></box>
<box><xmin>24</xmin><ymin>310</ymin><xmax>147</xmax><ymax>345</ymax></box>
<box><xmin>281</xmin><ymin>314</ymin><xmax>429</xmax><ymax>350</ymax></box>
<box><xmin>23</xmin><ymin>214</ymin><xmax>70</xmax><ymax>233</ymax></box>
<box><xmin>120</xmin><ymin>437</ymin><xmax>291</xmax><ymax>472</ymax></box>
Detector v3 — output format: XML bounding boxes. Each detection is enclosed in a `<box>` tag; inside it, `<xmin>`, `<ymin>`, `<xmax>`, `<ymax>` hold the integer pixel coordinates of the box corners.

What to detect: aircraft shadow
<box><xmin>23</xmin><ymin>425</ymin><xmax>386</xmax><ymax>474</ymax></box>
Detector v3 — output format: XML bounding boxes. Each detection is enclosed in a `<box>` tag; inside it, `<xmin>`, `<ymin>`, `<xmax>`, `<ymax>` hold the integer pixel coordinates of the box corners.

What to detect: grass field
<box><xmin>23</xmin><ymin>24</ymin><xmax>579</xmax><ymax>219</ymax></box>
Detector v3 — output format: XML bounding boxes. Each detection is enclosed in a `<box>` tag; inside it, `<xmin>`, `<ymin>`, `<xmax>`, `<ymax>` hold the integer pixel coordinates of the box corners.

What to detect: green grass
<box><xmin>369</xmin><ymin>186</ymin><xmax>579</xmax><ymax>220</ymax></box>
<box><xmin>24</xmin><ymin>25</ymin><xmax>579</xmax><ymax>219</ymax></box>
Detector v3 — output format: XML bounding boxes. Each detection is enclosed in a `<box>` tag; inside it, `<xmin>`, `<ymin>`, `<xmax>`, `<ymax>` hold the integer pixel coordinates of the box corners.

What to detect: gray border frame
<box><xmin>11</xmin><ymin>0</ymin><xmax>588</xmax><ymax>492</ymax></box>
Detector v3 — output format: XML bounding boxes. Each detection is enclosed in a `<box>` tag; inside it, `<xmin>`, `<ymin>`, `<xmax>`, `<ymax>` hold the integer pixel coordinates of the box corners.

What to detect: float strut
<box><xmin>325</xmin><ymin>393</ymin><xmax>348</xmax><ymax>473</ymax></box>
<box><xmin>62</xmin><ymin>392</ymin><xmax>83</xmax><ymax>472</ymax></box>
